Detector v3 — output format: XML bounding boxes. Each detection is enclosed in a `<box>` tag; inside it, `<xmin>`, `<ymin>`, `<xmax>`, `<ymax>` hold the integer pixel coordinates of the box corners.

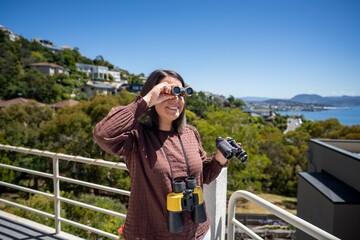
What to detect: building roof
<box><xmin>30</xmin><ymin>62</ymin><xmax>64</xmax><ymax>69</ymax></box>
<box><xmin>87</xmin><ymin>81</ymin><xmax>115</xmax><ymax>90</ymax></box>
<box><xmin>60</xmin><ymin>46</ymin><xmax>73</xmax><ymax>50</ymax></box>
<box><xmin>0</xmin><ymin>98</ymin><xmax>45</xmax><ymax>108</ymax></box>
<box><xmin>49</xmin><ymin>100</ymin><xmax>79</xmax><ymax>109</ymax></box>
<box><xmin>0</xmin><ymin>98</ymin><xmax>29</xmax><ymax>107</ymax></box>
<box><xmin>300</xmin><ymin>172</ymin><xmax>360</xmax><ymax>204</ymax></box>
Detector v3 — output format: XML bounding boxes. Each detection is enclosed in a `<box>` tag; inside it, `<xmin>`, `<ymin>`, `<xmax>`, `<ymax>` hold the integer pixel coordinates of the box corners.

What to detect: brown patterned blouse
<box><xmin>93</xmin><ymin>96</ymin><xmax>225</xmax><ymax>240</ymax></box>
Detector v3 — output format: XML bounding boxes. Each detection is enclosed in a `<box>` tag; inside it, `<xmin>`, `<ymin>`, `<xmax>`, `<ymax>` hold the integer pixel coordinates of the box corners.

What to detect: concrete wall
<box><xmin>203</xmin><ymin>167</ymin><xmax>227</xmax><ymax>240</ymax></box>
<box><xmin>308</xmin><ymin>139</ymin><xmax>360</xmax><ymax>191</ymax></box>
<box><xmin>333</xmin><ymin>204</ymin><xmax>360</xmax><ymax>240</ymax></box>
<box><xmin>296</xmin><ymin>174</ymin><xmax>335</xmax><ymax>240</ymax></box>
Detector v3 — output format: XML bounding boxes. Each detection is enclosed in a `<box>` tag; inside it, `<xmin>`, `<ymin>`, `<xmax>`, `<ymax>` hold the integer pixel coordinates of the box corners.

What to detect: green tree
<box><xmin>338</xmin><ymin>125</ymin><xmax>360</xmax><ymax>139</ymax></box>
<box><xmin>0</xmin><ymin>39</ymin><xmax>22</xmax><ymax>92</ymax></box>
<box><xmin>186</xmin><ymin>91</ymin><xmax>210</xmax><ymax>117</ymax></box>
<box><xmin>62</xmin><ymin>48</ymin><xmax>77</xmax><ymax>72</ymax></box>
<box><xmin>0</xmin><ymin>154</ymin><xmax>14</xmax><ymax>183</ymax></box>
<box><xmin>0</xmin><ymin>102</ymin><xmax>53</xmax><ymax>147</ymax></box>
<box><xmin>18</xmin><ymin>69</ymin><xmax>65</xmax><ymax>103</ymax></box>
<box><xmin>127</xmin><ymin>73</ymin><xmax>145</xmax><ymax>84</ymax></box>
<box><xmin>93</xmin><ymin>55</ymin><xmax>114</xmax><ymax>69</ymax></box>
<box><xmin>227</xmin><ymin>95</ymin><xmax>246</xmax><ymax>108</ymax></box>
<box><xmin>193</xmin><ymin>108</ymin><xmax>271</xmax><ymax>192</ymax></box>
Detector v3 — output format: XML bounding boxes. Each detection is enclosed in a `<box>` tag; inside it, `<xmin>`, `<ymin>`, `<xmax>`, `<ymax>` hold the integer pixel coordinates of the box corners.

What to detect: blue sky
<box><xmin>1</xmin><ymin>0</ymin><xmax>359</xmax><ymax>99</ymax></box>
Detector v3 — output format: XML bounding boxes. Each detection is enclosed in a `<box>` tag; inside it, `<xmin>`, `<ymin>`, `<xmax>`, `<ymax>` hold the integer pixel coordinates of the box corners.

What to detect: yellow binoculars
<box><xmin>166</xmin><ymin>178</ymin><xmax>206</xmax><ymax>233</ymax></box>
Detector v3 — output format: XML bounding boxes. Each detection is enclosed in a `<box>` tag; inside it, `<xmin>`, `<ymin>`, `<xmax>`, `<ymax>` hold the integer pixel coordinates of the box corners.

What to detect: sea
<box><xmin>276</xmin><ymin>105</ymin><xmax>360</xmax><ymax>126</ymax></box>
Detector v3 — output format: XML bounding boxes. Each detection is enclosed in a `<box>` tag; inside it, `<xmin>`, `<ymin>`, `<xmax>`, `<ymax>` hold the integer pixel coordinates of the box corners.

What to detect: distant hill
<box><xmin>290</xmin><ymin>94</ymin><xmax>360</xmax><ymax>106</ymax></box>
<box><xmin>290</xmin><ymin>94</ymin><xmax>323</xmax><ymax>103</ymax></box>
<box><xmin>264</xmin><ymin>98</ymin><xmax>309</xmax><ymax>106</ymax></box>
<box><xmin>241</xmin><ymin>97</ymin><xmax>270</xmax><ymax>102</ymax></box>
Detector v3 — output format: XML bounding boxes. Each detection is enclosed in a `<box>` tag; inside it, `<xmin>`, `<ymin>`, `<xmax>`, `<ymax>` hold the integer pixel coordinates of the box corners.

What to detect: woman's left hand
<box><xmin>214</xmin><ymin>150</ymin><xmax>228</xmax><ymax>166</ymax></box>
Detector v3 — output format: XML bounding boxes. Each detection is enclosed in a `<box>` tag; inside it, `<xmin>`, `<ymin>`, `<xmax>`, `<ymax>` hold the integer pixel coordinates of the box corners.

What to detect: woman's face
<box><xmin>155</xmin><ymin>76</ymin><xmax>185</xmax><ymax>131</ymax></box>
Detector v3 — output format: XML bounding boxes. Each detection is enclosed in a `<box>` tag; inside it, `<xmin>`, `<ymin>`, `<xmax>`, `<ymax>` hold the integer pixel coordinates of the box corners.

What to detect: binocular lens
<box><xmin>172</xmin><ymin>86</ymin><xmax>181</xmax><ymax>95</ymax></box>
<box><xmin>173</xmin><ymin>180</ymin><xmax>185</xmax><ymax>193</ymax></box>
<box><xmin>171</xmin><ymin>86</ymin><xmax>193</xmax><ymax>96</ymax></box>
<box><xmin>185</xmin><ymin>87</ymin><xmax>193</xmax><ymax>96</ymax></box>
<box><xmin>185</xmin><ymin>177</ymin><xmax>196</xmax><ymax>189</ymax></box>
<box><xmin>237</xmin><ymin>151</ymin><xmax>248</xmax><ymax>162</ymax></box>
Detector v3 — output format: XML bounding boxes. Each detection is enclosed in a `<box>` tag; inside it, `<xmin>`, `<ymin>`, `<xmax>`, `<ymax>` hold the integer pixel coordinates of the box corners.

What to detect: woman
<box><xmin>93</xmin><ymin>70</ymin><xmax>228</xmax><ymax>239</ymax></box>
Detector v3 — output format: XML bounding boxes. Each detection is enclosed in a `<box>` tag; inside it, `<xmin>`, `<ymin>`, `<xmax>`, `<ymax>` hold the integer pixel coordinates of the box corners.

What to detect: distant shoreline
<box><xmin>276</xmin><ymin>106</ymin><xmax>352</xmax><ymax>112</ymax></box>
<box><xmin>276</xmin><ymin>106</ymin><xmax>360</xmax><ymax>126</ymax></box>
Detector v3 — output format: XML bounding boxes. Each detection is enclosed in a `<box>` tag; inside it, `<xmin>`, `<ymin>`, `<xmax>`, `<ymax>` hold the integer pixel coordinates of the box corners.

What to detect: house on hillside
<box><xmin>242</xmin><ymin>107</ymin><xmax>276</xmax><ymax>121</ymax></box>
<box><xmin>80</xmin><ymin>81</ymin><xmax>116</xmax><ymax>97</ymax></box>
<box><xmin>32</xmin><ymin>38</ymin><xmax>60</xmax><ymax>52</ymax></box>
<box><xmin>30</xmin><ymin>62</ymin><xmax>67</xmax><ymax>75</ymax></box>
<box><xmin>76</xmin><ymin>63</ymin><xmax>110</xmax><ymax>80</ymax></box>
<box><xmin>0</xmin><ymin>25</ymin><xmax>19</xmax><ymax>41</ymax></box>
<box><xmin>108</xmin><ymin>69</ymin><xmax>122</xmax><ymax>82</ymax></box>
<box><xmin>76</xmin><ymin>63</ymin><xmax>125</xmax><ymax>83</ymax></box>
<box><xmin>119</xmin><ymin>83</ymin><xmax>144</xmax><ymax>93</ymax></box>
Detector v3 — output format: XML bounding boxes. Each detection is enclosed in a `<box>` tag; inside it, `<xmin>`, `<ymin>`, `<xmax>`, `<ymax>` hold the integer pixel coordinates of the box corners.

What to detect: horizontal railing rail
<box><xmin>227</xmin><ymin>190</ymin><xmax>341</xmax><ymax>240</ymax></box>
<box><xmin>0</xmin><ymin>144</ymin><xmax>129</xmax><ymax>240</ymax></box>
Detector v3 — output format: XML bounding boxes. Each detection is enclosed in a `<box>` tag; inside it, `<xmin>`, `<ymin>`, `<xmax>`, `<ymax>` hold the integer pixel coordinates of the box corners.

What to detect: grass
<box><xmin>235</xmin><ymin>193</ymin><xmax>297</xmax><ymax>215</ymax></box>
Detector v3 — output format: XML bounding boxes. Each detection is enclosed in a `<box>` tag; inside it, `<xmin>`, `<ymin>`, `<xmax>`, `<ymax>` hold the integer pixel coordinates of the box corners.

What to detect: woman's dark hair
<box><xmin>140</xmin><ymin>69</ymin><xmax>186</xmax><ymax>131</ymax></box>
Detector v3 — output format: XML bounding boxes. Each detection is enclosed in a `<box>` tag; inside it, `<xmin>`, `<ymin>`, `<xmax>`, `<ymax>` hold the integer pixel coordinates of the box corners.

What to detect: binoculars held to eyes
<box><xmin>216</xmin><ymin>137</ymin><xmax>248</xmax><ymax>163</ymax></box>
<box><xmin>166</xmin><ymin>177</ymin><xmax>207</xmax><ymax>233</ymax></box>
<box><xmin>171</xmin><ymin>86</ymin><xmax>193</xmax><ymax>96</ymax></box>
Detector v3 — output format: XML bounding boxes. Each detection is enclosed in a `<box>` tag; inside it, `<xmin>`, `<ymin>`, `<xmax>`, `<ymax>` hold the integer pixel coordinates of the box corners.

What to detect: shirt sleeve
<box><xmin>93</xmin><ymin>95</ymin><xmax>149</xmax><ymax>157</ymax></box>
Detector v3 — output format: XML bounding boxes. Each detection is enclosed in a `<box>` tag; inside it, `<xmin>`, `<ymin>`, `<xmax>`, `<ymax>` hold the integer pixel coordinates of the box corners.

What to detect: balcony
<box><xmin>0</xmin><ymin>144</ymin><xmax>340</xmax><ymax>239</ymax></box>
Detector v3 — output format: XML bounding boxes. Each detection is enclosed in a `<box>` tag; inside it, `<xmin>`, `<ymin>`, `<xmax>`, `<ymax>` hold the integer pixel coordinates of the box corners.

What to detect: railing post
<box><xmin>203</xmin><ymin>168</ymin><xmax>227</xmax><ymax>240</ymax></box>
<box><xmin>53</xmin><ymin>157</ymin><xmax>61</xmax><ymax>234</ymax></box>
<box><xmin>227</xmin><ymin>189</ymin><xmax>236</xmax><ymax>240</ymax></box>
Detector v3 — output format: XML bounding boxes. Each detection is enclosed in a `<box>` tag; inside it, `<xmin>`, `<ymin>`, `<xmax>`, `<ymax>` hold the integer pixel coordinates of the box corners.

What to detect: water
<box><xmin>276</xmin><ymin>105</ymin><xmax>360</xmax><ymax>126</ymax></box>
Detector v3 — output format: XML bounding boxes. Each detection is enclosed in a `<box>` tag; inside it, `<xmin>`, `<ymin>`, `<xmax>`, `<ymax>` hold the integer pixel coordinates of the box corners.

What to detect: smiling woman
<box><xmin>93</xmin><ymin>69</ymin><xmax>229</xmax><ymax>240</ymax></box>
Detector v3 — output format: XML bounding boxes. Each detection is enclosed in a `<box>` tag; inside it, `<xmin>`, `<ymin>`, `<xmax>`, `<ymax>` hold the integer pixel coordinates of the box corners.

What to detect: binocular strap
<box><xmin>155</xmin><ymin>132</ymin><xmax>191</xmax><ymax>189</ymax></box>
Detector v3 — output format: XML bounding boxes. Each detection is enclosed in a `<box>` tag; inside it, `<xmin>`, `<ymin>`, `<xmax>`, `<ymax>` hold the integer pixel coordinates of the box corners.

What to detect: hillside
<box><xmin>0</xmin><ymin>29</ymin><xmax>143</xmax><ymax>103</ymax></box>
<box><xmin>290</xmin><ymin>94</ymin><xmax>360</xmax><ymax>106</ymax></box>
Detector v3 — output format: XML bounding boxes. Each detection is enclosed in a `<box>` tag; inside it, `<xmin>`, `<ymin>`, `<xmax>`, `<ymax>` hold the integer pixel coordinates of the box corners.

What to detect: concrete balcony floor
<box><xmin>0</xmin><ymin>210</ymin><xmax>83</xmax><ymax>240</ymax></box>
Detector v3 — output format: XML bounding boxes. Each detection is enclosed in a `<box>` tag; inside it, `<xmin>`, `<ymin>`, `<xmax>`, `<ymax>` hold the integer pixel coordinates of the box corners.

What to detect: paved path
<box><xmin>0</xmin><ymin>211</ymin><xmax>83</xmax><ymax>240</ymax></box>
<box><xmin>284</xmin><ymin>117</ymin><xmax>302</xmax><ymax>134</ymax></box>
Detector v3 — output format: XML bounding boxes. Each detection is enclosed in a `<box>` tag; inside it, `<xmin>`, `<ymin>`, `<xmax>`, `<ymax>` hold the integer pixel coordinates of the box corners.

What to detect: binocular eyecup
<box><xmin>216</xmin><ymin>137</ymin><xmax>248</xmax><ymax>163</ymax></box>
<box><xmin>171</xmin><ymin>86</ymin><xmax>193</xmax><ymax>96</ymax></box>
<box><xmin>167</xmin><ymin>177</ymin><xmax>207</xmax><ymax>233</ymax></box>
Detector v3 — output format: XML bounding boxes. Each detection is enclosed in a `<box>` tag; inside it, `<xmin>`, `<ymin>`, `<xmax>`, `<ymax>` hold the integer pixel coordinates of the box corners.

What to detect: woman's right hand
<box><xmin>142</xmin><ymin>82</ymin><xmax>175</xmax><ymax>107</ymax></box>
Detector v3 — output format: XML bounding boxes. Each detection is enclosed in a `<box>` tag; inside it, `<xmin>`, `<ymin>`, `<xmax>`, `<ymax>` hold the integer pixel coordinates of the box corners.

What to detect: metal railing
<box><xmin>0</xmin><ymin>144</ymin><xmax>129</xmax><ymax>240</ymax></box>
<box><xmin>227</xmin><ymin>190</ymin><xmax>341</xmax><ymax>240</ymax></box>
<box><xmin>1</xmin><ymin>144</ymin><xmax>343</xmax><ymax>240</ymax></box>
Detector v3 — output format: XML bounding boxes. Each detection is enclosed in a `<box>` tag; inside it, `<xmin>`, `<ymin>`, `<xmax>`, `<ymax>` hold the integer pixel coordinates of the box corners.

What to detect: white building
<box><xmin>108</xmin><ymin>70</ymin><xmax>121</xmax><ymax>82</ymax></box>
<box><xmin>80</xmin><ymin>81</ymin><xmax>116</xmax><ymax>97</ymax></box>
<box><xmin>29</xmin><ymin>62</ymin><xmax>67</xmax><ymax>75</ymax></box>
<box><xmin>76</xmin><ymin>63</ymin><xmax>110</xmax><ymax>80</ymax></box>
<box><xmin>32</xmin><ymin>38</ymin><xmax>60</xmax><ymax>52</ymax></box>
<box><xmin>0</xmin><ymin>25</ymin><xmax>19</xmax><ymax>41</ymax></box>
